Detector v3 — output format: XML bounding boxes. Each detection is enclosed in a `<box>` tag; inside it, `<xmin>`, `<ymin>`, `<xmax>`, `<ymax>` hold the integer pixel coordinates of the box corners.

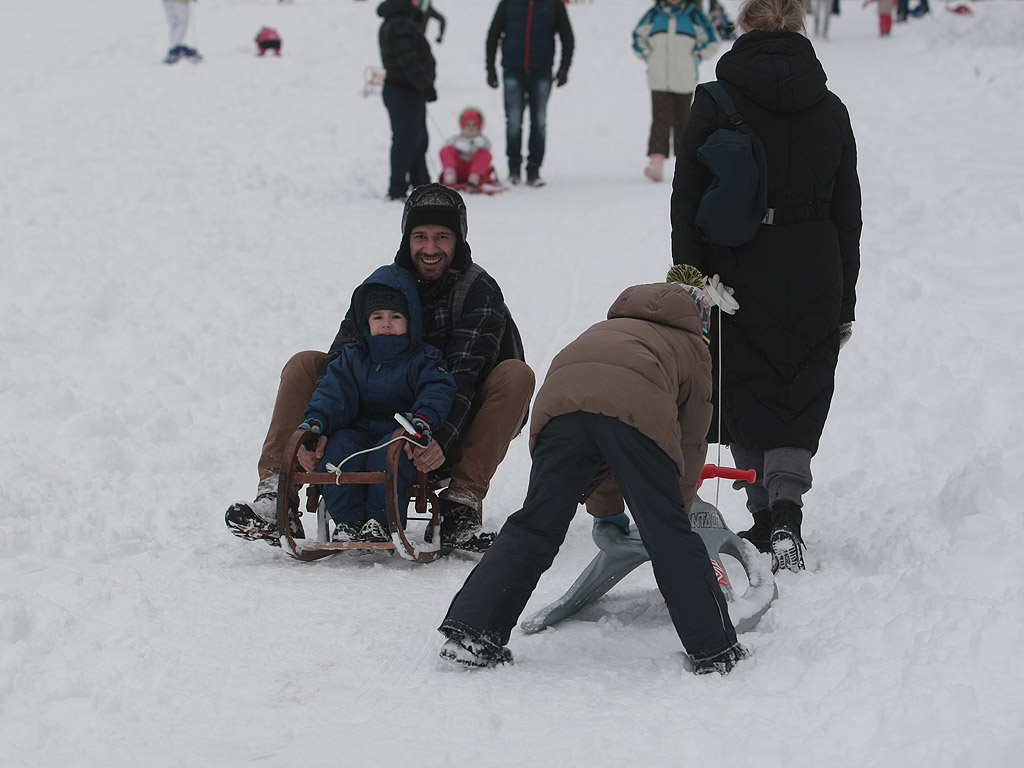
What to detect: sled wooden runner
<box><xmin>276</xmin><ymin>428</ymin><xmax>448</xmax><ymax>563</ymax></box>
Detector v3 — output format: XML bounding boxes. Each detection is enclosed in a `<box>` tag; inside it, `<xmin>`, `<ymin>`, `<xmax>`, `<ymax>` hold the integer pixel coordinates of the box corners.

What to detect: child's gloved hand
<box><xmin>703</xmin><ymin>274</ymin><xmax>740</xmax><ymax>314</ymax></box>
<box><xmin>594</xmin><ymin>512</ymin><xmax>631</xmax><ymax>535</ymax></box>
<box><xmin>454</xmin><ymin>139</ymin><xmax>473</xmax><ymax>154</ymax></box>
<box><xmin>298</xmin><ymin>418</ymin><xmax>324</xmax><ymax>449</ymax></box>
<box><xmin>471</xmin><ymin>136</ymin><xmax>488</xmax><ymax>149</ymax></box>
<box><xmin>403</xmin><ymin>413</ymin><xmax>433</xmax><ymax>447</ymax></box>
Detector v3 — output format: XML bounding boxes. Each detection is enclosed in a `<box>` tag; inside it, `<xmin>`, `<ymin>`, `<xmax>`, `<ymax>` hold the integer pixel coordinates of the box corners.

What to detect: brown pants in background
<box><xmin>648</xmin><ymin>90</ymin><xmax>693</xmax><ymax>158</ymax></box>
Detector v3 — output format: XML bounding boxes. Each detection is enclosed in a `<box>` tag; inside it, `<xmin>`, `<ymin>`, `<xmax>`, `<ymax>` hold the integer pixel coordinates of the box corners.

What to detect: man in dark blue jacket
<box><xmin>486</xmin><ymin>0</ymin><xmax>575</xmax><ymax>187</ymax></box>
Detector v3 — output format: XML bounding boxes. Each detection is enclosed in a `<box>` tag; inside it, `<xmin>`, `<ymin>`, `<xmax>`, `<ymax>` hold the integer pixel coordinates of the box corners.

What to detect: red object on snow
<box><xmin>256</xmin><ymin>27</ymin><xmax>282</xmax><ymax>56</ymax></box>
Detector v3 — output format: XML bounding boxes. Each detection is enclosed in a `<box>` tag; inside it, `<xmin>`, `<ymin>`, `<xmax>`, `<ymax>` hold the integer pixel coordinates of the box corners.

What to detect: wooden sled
<box><xmin>276</xmin><ymin>427</ymin><xmax>449</xmax><ymax>563</ymax></box>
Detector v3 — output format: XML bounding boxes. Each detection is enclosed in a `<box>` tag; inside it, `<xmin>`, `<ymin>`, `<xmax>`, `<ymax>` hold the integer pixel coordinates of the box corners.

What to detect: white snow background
<box><xmin>2</xmin><ymin>1</ymin><xmax>1023</xmax><ymax>766</ymax></box>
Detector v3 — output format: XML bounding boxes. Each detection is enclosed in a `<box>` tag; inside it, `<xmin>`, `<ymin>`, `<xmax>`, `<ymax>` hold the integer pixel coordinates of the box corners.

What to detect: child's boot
<box><xmin>879</xmin><ymin>13</ymin><xmax>893</xmax><ymax>36</ymax></box>
<box><xmin>644</xmin><ymin>154</ymin><xmax>666</xmax><ymax>182</ymax></box>
<box><xmin>442</xmin><ymin>167</ymin><xmax>457</xmax><ymax>186</ymax></box>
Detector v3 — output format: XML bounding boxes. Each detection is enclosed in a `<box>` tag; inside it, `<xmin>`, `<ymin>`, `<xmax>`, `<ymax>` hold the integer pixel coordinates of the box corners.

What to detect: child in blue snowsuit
<box><xmin>300</xmin><ymin>264</ymin><xmax>457</xmax><ymax>543</ymax></box>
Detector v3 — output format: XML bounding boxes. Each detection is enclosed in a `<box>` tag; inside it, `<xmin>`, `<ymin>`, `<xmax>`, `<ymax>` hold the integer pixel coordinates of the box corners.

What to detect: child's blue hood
<box><xmin>350</xmin><ymin>264</ymin><xmax>424</xmax><ymax>346</ymax></box>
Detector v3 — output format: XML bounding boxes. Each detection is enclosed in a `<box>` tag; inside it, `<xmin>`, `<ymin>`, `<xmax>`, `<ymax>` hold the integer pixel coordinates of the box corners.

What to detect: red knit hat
<box><xmin>459</xmin><ymin>108</ymin><xmax>483</xmax><ymax>128</ymax></box>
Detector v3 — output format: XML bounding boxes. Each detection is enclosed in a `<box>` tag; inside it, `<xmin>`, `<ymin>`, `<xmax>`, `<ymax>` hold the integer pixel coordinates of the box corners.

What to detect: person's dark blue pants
<box><xmin>318</xmin><ymin>428</ymin><xmax>415</xmax><ymax>526</ymax></box>
<box><xmin>502</xmin><ymin>68</ymin><xmax>552</xmax><ymax>171</ymax></box>
<box><xmin>440</xmin><ymin>412</ymin><xmax>738</xmax><ymax>661</ymax></box>
<box><xmin>382</xmin><ymin>83</ymin><xmax>430</xmax><ymax>199</ymax></box>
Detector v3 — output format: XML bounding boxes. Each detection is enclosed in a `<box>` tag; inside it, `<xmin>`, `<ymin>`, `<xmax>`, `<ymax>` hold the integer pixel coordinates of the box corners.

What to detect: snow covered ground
<box><xmin>2</xmin><ymin>1</ymin><xmax>1023</xmax><ymax>765</ymax></box>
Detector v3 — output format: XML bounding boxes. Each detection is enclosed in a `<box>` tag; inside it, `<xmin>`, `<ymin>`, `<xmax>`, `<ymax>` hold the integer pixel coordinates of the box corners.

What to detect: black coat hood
<box><xmin>716</xmin><ymin>31</ymin><xmax>827</xmax><ymax>114</ymax></box>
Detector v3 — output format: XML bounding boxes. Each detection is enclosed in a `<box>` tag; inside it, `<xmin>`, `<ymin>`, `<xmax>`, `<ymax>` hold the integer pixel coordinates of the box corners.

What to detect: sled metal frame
<box><xmin>520</xmin><ymin>465</ymin><xmax>779</xmax><ymax>635</ymax></box>
<box><xmin>276</xmin><ymin>428</ymin><xmax>449</xmax><ymax>563</ymax></box>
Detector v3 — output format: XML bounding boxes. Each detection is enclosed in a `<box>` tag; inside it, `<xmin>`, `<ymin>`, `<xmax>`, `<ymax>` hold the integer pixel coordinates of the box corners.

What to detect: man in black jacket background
<box><xmin>379</xmin><ymin>0</ymin><xmax>438</xmax><ymax>201</ymax></box>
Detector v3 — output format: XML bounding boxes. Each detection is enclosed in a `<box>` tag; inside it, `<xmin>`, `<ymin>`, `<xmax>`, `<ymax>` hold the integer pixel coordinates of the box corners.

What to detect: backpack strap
<box><xmin>698</xmin><ymin>81</ymin><xmax>771</xmax><ymax>223</ymax></box>
<box><xmin>450</xmin><ymin>263</ymin><xmax>526</xmax><ymax>363</ymax></box>
<box><xmin>450</xmin><ymin>263</ymin><xmax>485</xmax><ymax>325</ymax></box>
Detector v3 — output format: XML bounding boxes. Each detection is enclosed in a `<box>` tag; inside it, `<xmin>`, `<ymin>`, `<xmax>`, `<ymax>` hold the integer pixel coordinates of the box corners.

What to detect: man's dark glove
<box><xmin>487</xmin><ymin>68</ymin><xmax>498</xmax><ymax>89</ymax></box>
<box><xmin>555</xmin><ymin>68</ymin><xmax>569</xmax><ymax>87</ymax></box>
<box><xmin>298</xmin><ymin>418</ymin><xmax>324</xmax><ymax>450</ymax></box>
<box><xmin>425</xmin><ymin>86</ymin><xmax>438</xmax><ymax>103</ymax></box>
<box><xmin>839</xmin><ymin>321</ymin><xmax>853</xmax><ymax>350</ymax></box>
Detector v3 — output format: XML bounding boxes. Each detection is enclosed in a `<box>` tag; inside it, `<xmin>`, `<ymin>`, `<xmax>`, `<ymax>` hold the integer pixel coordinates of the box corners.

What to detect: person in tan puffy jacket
<box><xmin>438</xmin><ymin>279</ymin><xmax>746</xmax><ymax>675</ymax></box>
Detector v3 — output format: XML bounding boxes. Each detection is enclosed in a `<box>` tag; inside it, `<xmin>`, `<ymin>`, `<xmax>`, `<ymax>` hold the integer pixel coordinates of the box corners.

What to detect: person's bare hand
<box><xmin>404</xmin><ymin>440</ymin><xmax>445</xmax><ymax>473</ymax></box>
<box><xmin>298</xmin><ymin>434</ymin><xmax>327</xmax><ymax>472</ymax></box>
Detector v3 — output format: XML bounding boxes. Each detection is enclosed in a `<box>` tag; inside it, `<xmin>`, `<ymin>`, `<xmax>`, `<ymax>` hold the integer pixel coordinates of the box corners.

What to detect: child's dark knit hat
<box><xmin>362</xmin><ymin>283</ymin><xmax>408</xmax><ymax>323</ymax></box>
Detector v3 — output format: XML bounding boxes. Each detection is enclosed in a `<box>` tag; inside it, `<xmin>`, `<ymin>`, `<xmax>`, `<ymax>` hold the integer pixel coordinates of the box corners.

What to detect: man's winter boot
<box><xmin>526</xmin><ymin>164</ymin><xmax>545</xmax><ymax>187</ymax></box>
<box><xmin>225</xmin><ymin>488</ymin><xmax>304</xmax><ymax>546</ymax></box>
<box><xmin>770</xmin><ymin>500</ymin><xmax>805</xmax><ymax>573</ymax></box>
<box><xmin>738</xmin><ymin>509</ymin><xmax>772</xmax><ymax>554</ymax></box>
<box><xmin>644</xmin><ymin>153</ymin><xmax>666</xmax><ymax>182</ymax></box>
<box><xmin>692</xmin><ymin>643</ymin><xmax>749</xmax><ymax>676</ymax></box>
<box><xmin>425</xmin><ymin>500</ymin><xmax>496</xmax><ymax>551</ymax></box>
<box><xmin>508</xmin><ymin>164</ymin><xmax>522</xmax><ymax>185</ymax></box>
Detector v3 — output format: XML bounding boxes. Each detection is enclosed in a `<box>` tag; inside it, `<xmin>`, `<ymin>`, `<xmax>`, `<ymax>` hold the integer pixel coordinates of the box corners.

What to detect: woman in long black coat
<box><xmin>671</xmin><ymin>0</ymin><xmax>862</xmax><ymax>571</ymax></box>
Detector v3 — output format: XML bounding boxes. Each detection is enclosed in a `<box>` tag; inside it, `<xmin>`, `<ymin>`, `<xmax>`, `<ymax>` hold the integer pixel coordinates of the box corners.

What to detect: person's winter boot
<box><xmin>441</xmin><ymin>167</ymin><xmax>457</xmax><ymax>186</ymax></box>
<box><xmin>467</xmin><ymin>172</ymin><xmax>482</xmax><ymax>188</ymax></box>
<box><xmin>644</xmin><ymin>153</ymin><xmax>666</xmax><ymax>182</ymax></box>
<box><xmin>182</xmin><ymin>46</ymin><xmax>204</xmax><ymax>63</ymax></box>
<box><xmin>224</xmin><ymin>492</ymin><xmax>304</xmax><ymax>547</ymax></box>
<box><xmin>879</xmin><ymin>13</ymin><xmax>893</xmax><ymax>35</ymax></box>
<box><xmin>332</xmin><ymin>521</ymin><xmax>363</xmax><ymax>543</ymax></box>
<box><xmin>358</xmin><ymin>519</ymin><xmax>391</xmax><ymax>543</ymax></box>
<box><xmin>692</xmin><ymin>643</ymin><xmax>749</xmax><ymax>676</ymax></box>
<box><xmin>738</xmin><ymin>509</ymin><xmax>772</xmax><ymax>554</ymax></box>
<box><xmin>508</xmin><ymin>164</ymin><xmax>522</xmax><ymax>185</ymax></box>
<box><xmin>438</xmin><ymin>627</ymin><xmax>513</xmax><ymax>668</ymax></box>
<box><xmin>163</xmin><ymin>46</ymin><xmax>183</xmax><ymax>65</ymax></box>
<box><xmin>526</xmin><ymin>164</ymin><xmax>545</xmax><ymax>187</ymax></box>
<box><xmin>769</xmin><ymin>500</ymin><xmax>805</xmax><ymax>573</ymax></box>
<box><xmin>425</xmin><ymin>500</ymin><xmax>496</xmax><ymax>551</ymax></box>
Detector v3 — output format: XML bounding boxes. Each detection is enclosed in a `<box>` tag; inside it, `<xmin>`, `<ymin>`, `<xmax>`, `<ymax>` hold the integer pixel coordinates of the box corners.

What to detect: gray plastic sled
<box><xmin>520</xmin><ymin>466</ymin><xmax>778</xmax><ymax>635</ymax></box>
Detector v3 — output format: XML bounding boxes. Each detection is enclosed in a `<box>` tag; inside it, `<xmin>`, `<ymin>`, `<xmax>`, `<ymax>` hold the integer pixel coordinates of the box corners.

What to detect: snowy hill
<box><xmin>2</xmin><ymin>1</ymin><xmax>1023</xmax><ymax>766</ymax></box>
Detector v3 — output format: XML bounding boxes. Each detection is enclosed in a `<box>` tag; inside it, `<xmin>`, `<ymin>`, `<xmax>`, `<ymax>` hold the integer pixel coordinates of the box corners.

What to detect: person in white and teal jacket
<box><xmin>632</xmin><ymin>0</ymin><xmax>718</xmax><ymax>182</ymax></box>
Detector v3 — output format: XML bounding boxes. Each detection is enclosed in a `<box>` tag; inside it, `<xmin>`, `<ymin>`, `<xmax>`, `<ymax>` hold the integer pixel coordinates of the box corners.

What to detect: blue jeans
<box><xmin>502</xmin><ymin>69</ymin><xmax>552</xmax><ymax>170</ymax></box>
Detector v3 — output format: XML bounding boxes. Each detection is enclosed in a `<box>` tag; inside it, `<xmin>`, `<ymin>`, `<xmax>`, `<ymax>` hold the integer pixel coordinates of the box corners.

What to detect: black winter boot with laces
<box><xmin>770</xmin><ymin>500</ymin><xmax>805</xmax><ymax>573</ymax></box>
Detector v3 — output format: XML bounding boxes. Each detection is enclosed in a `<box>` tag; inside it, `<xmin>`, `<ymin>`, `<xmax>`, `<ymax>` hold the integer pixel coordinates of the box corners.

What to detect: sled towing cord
<box><xmin>323</xmin><ymin>413</ymin><xmax>431</xmax><ymax>482</ymax></box>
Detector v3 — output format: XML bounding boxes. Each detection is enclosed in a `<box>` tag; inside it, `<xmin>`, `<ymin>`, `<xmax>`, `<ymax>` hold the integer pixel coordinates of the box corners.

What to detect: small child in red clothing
<box><xmin>439</xmin><ymin>108</ymin><xmax>494</xmax><ymax>189</ymax></box>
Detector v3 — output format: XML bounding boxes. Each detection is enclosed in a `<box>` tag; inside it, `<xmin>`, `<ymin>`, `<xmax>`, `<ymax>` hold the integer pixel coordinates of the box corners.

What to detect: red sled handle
<box><xmin>698</xmin><ymin>464</ymin><xmax>756</xmax><ymax>488</ymax></box>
